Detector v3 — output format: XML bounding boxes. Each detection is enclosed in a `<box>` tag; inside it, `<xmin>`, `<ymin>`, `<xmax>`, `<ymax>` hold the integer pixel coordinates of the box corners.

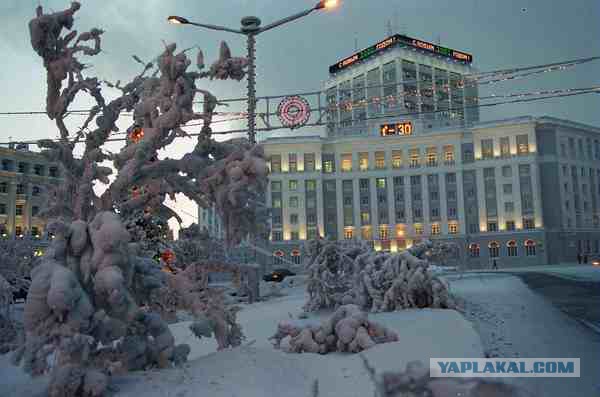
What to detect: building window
<box><xmin>516</xmin><ymin>135</ymin><xmax>529</xmax><ymax>155</ymax></box>
<box><xmin>448</xmin><ymin>223</ymin><xmax>458</xmax><ymax>234</ymax></box>
<box><xmin>0</xmin><ymin>182</ymin><xmax>7</xmax><ymax>194</ymax></box>
<box><xmin>413</xmin><ymin>208</ymin><xmax>422</xmax><ymax>218</ymax></box>
<box><xmin>379</xmin><ymin>226</ymin><xmax>389</xmax><ymax>240</ymax></box>
<box><xmin>272</xmin><ymin>231</ymin><xmax>283</xmax><ymax>241</ymax></box>
<box><xmin>376</xmin><ymin>178</ymin><xmax>386</xmax><ymax>189</ymax></box>
<box><xmin>359</xmin><ymin>153</ymin><xmax>369</xmax><ymax>171</ymax></box>
<box><xmin>323</xmin><ymin>159</ymin><xmax>334</xmax><ymax>173</ymax></box>
<box><xmin>304</xmin><ymin>153</ymin><xmax>315</xmax><ymax>172</ymax></box>
<box><xmin>272</xmin><ymin>198</ymin><xmax>282</xmax><ymax>208</ymax></box>
<box><xmin>361</xmin><ymin>212</ymin><xmax>370</xmax><ymax>225</ymax></box>
<box><xmin>409</xmin><ymin>149</ymin><xmax>420</xmax><ymax>168</ymax></box>
<box><xmin>34</xmin><ymin>164</ymin><xmax>44</xmax><ymax>176</ymax></box>
<box><xmin>414</xmin><ymin>224</ymin><xmax>424</xmax><ymax>235</ymax></box>
<box><xmin>32</xmin><ymin>206</ymin><xmax>39</xmax><ymax>217</ymax></box>
<box><xmin>392</xmin><ymin>150</ymin><xmax>402</xmax><ymax>169</ymax></box>
<box><xmin>393</xmin><ymin>176</ymin><xmax>404</xmax><ymax>187</ymax></box>
<box><xmin>524</xmin><ymin>240</ymin><xmax>536</xmax><ymax>256</ymax></box>
<box><xmin>448</xmin><ymin>207</ymin><xmax>457</xmax><ymax>218</ymax></box>
<box><xmin>431</xmin><ymin>207</ymin><xmax>440</xmax><ymax>218</ymax></box>
<box><xmin>289</xmin><ymin>197</ymin><xmax>299</xmax><ymax>208</ymax></box>
<box><xmin>288</xmin><ymin>154</ymin><xmax>298</xmax><ymax>172</ymax></box>
<box><xmin>291</xmin><ymin>250</ymin><xmax>302</xmax><ymax>264</ymax></box>
<box><xmin>270</xmin><ymin>155</ymin><xmax>282</xmax><ymax>173</ymax></box>
<box><xmin>289</xmin><ymin>180</ymin><xmax>298</xmax><ymax>191</ymax></box>
<box><xmin>15</xmin><ymin>226</ymin><xmax>23</xmax><ymax>238</ymax></box>
<box><xmin>488</xmin><ymin>241</ymin><xmax>500</xmax><ymax>258</ymax></box>
<box><xmin>341</xmin><ymin>153</ymin><xmax>352</xmax><ymax>172</ymax></box>
<box><xmin>271</xmin><ymin>181</ymin><xmax>282</xmax><ymax>192</ymax></box>
<box><xmin>361</xmin><ymin>227</ymin><xmax>372</xmax><ymax>240</ymax></box>
<box><xmin>426</xmin><ymin>147</ymin><xmax>437</xmax><ymax>167</ymax></box>
<box><xmin>502</xmin><ymin>165</ymin><xmax>512</xmax><ymax>178</ymax></box>
<box><xmin>431</xmin><ymin>224</ymin><xmax>441</xmax><ymax>235</ymax></box>
<box><xmin>16</xmin><ymin>204</ymin><xmax>24</xmax><ymax>216</ymax></box>
<box><xmin>16</xmin><ymin>184</ymin><xmax>25</xmax><ymax>195</ymax></box>
<box><xmin>504</xmin><ymin>202</ymin><xmax>514</xmax><ymax>213</ymax></box>
<box><xmin>500</xmin><ymin>137</ymin><xmax>510</xmax><ymax>157</ymax></box>
<box><xmin>0</xmin><ymin>203</ymin><xmax>6</xmax><ymax>214</ymax></box>
<box><xmin>504</xmin><ymin>240</ymin><xmax>517</xmax><ymax>257</ymax></box>
<box><xmin>488</xmin><ymin>222</ymin><xmax>498</xmax><ymax>232</ymax></box>
<box><xmin>307</xmin><ymin>214</ymin><xmax>317</xmax><ymax>225</ymax></box>
<box><xmin>506</xmin><ymin>220</ymin><xmax>515</xmax><ymax>231</ymax></box>
<box><xmin>469</xmin><ymin>243</ymin><xmax>480</xmax><ymax>257</ymax></box>
<box><xmin>290</xmin><ymin>214</ymin><xmax>299</xmax><ymax>224</ymax></box>
<box><xmin>410</xmin><ymin>175</ymin><xmax>421</xmax><ymax>186</ymax></box>
<box><xmin>307</xmin><ymin>228</ymin><xmax>317</xmax><ymax>240</ymax></box>
<box><xmin>290</xmin><ymin>232</ymin><xmax>299</xmax><ymax>241</ymax></box>
<box><xmin>31</xmin><ymin>226</ymin><xmax>40</xmax><ymax>238</ymax></box>
<box><xmin>469</xmin><ymin>224</ymin><xmax>479</xmax><ymax>234</ymax></box>
<box><xmin>344</xmin><ymin>228</ymin><xmax>354</xmax><ymax>240</ymax></box>
<box><xmin>306</xmin><ymin>198</ymin><xmax>316</xmax><ymax>209</ymax></box>
<box><xmin>375</xmin><ymin>151</ymin><xmax>386</xmax><ymax>169</ymax></box>
<box><xmin>443</xmin><ymin>145</ymin><xmax>455</xmax><ymax>164</ymax></box>
<box><xmin>305</xmin><ymin>180</ymin><xmax>316</xmax><ymax>191</ymax></box>
<box><xmin>272</xmin><ymin>215</ymin><xmax>282</xmax><ymax>225</ymax></box>
<box><xmin>32</xmin><ymin>185</ymin><xmax>41</xmax><ymax>196</ymax></box>
<box><xmin>18</xmin><ymin>162</ymin><xmax>28</xmax><ymax>173</ymax></box>
<box><xmin>481</xmin><ymin>139</ymin><xmax>494</xmax><ymax>159</ymax></box>
<box><xmin>523</xmin><ymin>218</ymin><xmax>535</xmax><ymax>230</ymax></box>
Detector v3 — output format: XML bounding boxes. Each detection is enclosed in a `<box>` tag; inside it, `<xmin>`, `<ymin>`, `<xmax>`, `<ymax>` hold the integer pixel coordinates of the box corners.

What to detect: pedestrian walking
<box><xmin>584</xmin><ymin>253</ymin><xmax>589</xmax><ymax>264</ymax></box>
<box><xmin>492</xmin><ymin>258</ymin><xmax>498</xmax><ymax>270</ymax></box>
<box><xmin>577</xmin><ymin>252</ymin><xmax>582</xmax><ymax>264</ymax></box>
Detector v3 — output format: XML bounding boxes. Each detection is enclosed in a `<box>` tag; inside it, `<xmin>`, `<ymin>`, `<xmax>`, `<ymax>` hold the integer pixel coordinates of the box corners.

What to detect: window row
<box><xmin>559</xmin><ymin>137</ymin><xmax>600</xmax><ymax>161</ymax></box>
<box><xmin>0</xmin><ymin>182</ymin><xmax>43</xmax><ymax>196</ymax></box>
<box><xmin>1</xmin><ymin>160</ymin><xmax>59</xmax><ymax>177</ymax></box>
<box><xmin>0</xmin><ymin>203</ymin><xmax>41</xmax><ymax>216</ymax></box>
<box><xmin>469</xmin><ymin>240</ymin><xmax>537</xmax><ymax>258</ymax></box>
<box><xmin>480</xmin><ymin>135</ymin><xmax>530</xmax><ymax>159</ymax></box>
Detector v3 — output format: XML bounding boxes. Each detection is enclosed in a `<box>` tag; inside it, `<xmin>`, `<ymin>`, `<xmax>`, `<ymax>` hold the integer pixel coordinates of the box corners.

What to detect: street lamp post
<box><xmin>168</xmin><ymin>0</ymin><xmax>339</xmax><ymax>144</ymax></box>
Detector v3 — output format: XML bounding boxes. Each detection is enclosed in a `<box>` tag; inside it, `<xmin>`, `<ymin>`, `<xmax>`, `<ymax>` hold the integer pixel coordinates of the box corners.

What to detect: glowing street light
<box><xmin>167</xmin><ymin>1</ymin><xmax>340</xmax><ymax>143</ymax></box>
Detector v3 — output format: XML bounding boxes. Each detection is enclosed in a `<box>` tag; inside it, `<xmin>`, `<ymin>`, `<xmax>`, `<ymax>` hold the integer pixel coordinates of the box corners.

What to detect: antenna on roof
<box><xmin>386</xmin><ymin>20</ymin><xmax>393</xmax><ymax>36</ymax></box>
<box><xmin>354</xmin><ymin>33</ymin><xmax>358</xmax><ymax>51</ymax></box>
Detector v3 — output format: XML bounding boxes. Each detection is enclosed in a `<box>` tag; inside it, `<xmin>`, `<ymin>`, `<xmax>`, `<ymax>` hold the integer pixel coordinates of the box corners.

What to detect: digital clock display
<box><xmin>380</xmin><ymin>122</ymin><xmax>413</xmax><ymax>137</ymax></box>
<box><xmin>329</xmin><ymin>34</ymin><xmax>473</xmax><ymax>74</ymax></box>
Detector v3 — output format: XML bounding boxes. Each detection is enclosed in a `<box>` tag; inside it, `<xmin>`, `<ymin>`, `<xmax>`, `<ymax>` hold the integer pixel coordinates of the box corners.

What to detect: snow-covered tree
<box><xmin>12</xmin><ymin>3</ymin><xmax>269</xmax><ymax>396</ymax></box>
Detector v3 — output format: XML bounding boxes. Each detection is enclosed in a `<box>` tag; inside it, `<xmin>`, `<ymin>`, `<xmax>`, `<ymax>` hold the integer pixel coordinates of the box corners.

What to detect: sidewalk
<box><xmin>458</xmin><ymin>263</ymin><xmax>600</xmax><ymax>282</ymax></box>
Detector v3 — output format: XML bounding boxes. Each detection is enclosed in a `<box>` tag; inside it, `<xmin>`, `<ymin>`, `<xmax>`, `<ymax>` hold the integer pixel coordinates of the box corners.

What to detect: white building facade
<box><xmin>260</xmin><ymin>35</ymin><xmax>600</xmax><ymax>267</ymax></box>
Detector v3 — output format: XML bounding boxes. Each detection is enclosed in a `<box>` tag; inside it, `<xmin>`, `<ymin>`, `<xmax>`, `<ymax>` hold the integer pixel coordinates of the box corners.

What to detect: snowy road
<box><xmin>446</xmin><ymin>273</ymin><xmax>600</xmax><ymax>397</ymax></box>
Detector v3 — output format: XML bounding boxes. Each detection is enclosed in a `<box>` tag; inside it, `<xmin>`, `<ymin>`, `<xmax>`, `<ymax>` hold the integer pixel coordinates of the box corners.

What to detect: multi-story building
<box><xmin>198</xmin><ymin>204</ymin><xmax>225</xmax><ymax>239</ymax></box>
<box><xmin>0</xmin><ymin>143</ymin><xmax>60</xmax><ymax>242</ymax></box>
<box><xmin>261</xmin><ymin>34</ymin><xmax>600</xmax><ymax>267</ymax></box>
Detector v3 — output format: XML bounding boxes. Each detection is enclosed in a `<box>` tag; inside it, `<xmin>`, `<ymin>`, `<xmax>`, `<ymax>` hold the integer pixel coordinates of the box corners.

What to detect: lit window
<box><xmin>500</xmin><ymin>137</ymin><xmax>510</xmax><ymax>157</ymax></box>
<box><xmin>431</xmin><ymin>224</ymin><xmax>441</xmax><ymax>235</ymax></box>
<box><xmin>469</xmin><ymin>243</ymin><xmax>480</xmax><ymax>257</ymax></box>
<box><xmin>15</xmin><ymin>204</ymin><xmax>24</xmax><ymax>216</ymax></box>
<box><xmin>524</xmin><ymin>240</ymin><xmax>536</xmax><ymax>256</ymax></box>
<box><xmin>323</xmin><ymin>160</ymin><xmax>334</xmax><ymax>173</ymax></box>
<box><xmin>288</xmin><ymin>153</ymin><xmax>298</xmax><ymax>172</ymax></box>
<box><xmin>376</xmin><ymin>178</ymin><xmax>386</xmax><ymax>189</ymax></box>
<box><xmin>290</xmin><ymin>231</ymin><xmax>299</xmax><ymax>241</ymax></box>
<box><xmin>488</xmin><ymin>222</ymin><xmax>498</xmax><ymax>232</ymax></box>
<box><xmin>270</xmin><ymin>156</ymin><xmax>282</xmax><ymax>173</ymax></box>
<box><xmin>361</xmin><ymin>212</ymin><xmax>370</xmax><ymax>224</ymax></box>
<box><xmin>361</xmin><ymin>227</ymin><xmax>372</xmax><ymax>240</ymax></box>
<box><xmin>305</xmin><ymin>180</ymin><xmax>316</xmax><ymax>191</ymax></box>
<box><xmin>289</xmin><ymin>180</ymin><xmax>298</xmax><ymax>191</ymax></box>
<box><xmin>523</xmin><ymin>218</ymin><xmax>535</xmax><ymax>230</ymax></box>
<box><xmin>344</xmin><ymin>228</ymin><xmax>354</xmax><ymax>240</ymax></box>
<box><xmin>359</xmin><ymin>153</ymin><xmax>369</xmax><ymax>171</ymax></box>
<box><xmin>375</xmin><ymin>152</ymin><xmax>386</xmax><ymax>169</ymax></box>
<box><xmin>481</xmin><ymin>139</ymin><xmax>494</xmax><ymax>159</ymax></box>
<box><xmin>506</xmin><ymin>221</ymin><xmax>515</xmax><ymax>231</ymax></box>
<box><xmin>488</xmin><ymin>241</ymin><xmax>500</xmax><ymax>258</ymax></box>
<box><xmin>392</xmin><ymin>151</ymin><xmax>402</xmax><ymax>169</ymax></box>
<box><xmin>426</xmin><ymin>147</ymin><xmax>437</xmax><ymax>167</ymax></box>
<box><xmin>304</xmin><ymin>153</ymin><xmax>316</xmax><ymax>172</ymax></box>
<box><xmin>379</xmin><ymin>226</ymin><xmax>389</xmax><ymax>240</ymax></box>
<box><xmin>448</xmin><ymin>223</ymin><xmax>458</xmax><ymax>234</ymax></box>
<box><xmin>414</xmin><ymin>224</ymin><xmax>423</xmax><ymax>235</ymax></box>
<box><xmin>507</xmin><ymin>240</ymin><xmax>517</xmax><ymax>257</ymax></box>
<box><xmin>341</xmin><ymin>153</ymin><xmax>352</xmax><ymax>172</ymax></box>
<box><xmin>272</xmin><ymin>198</ymin><xmax>282</xmax><ymax>208</ymax></box>
<box><xmin>409</xmin><ymin>149</ymin><xmax>420</xmax><ymax>168</ymax></box>
<box><xmin>516</xmin><ymin>135</ymin><xmax>529</xmax><ymax>155</ymax></box>
<box><xmin>444</xmin><ymin>145</ymin><xmax>455</xmax><ymax>163</ymax></box>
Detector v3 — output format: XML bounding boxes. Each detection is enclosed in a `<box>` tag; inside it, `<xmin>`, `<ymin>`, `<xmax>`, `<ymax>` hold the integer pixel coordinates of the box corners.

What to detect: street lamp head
<box><xmin>167</xmin><ymin>15</ymin><xmax>189</xmax><ymax>25</ymax></box>
<box><xmin>315</xmin><ymin>0</ymin><xmax>338</xmax><ymax>10</ymax></box>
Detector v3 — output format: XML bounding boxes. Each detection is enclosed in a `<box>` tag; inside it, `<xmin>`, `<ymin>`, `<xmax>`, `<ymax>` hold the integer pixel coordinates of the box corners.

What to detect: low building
<box><xmin>0</xmin><ymin>144</ymin><xmax>61</xmax><ymax>245</ymax></box>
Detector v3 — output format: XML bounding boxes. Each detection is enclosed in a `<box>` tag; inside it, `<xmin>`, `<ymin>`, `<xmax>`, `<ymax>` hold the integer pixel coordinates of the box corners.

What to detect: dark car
<box><xmin>591</xmin><ymin>256</ymin><xmax>600</xmax><ymax>267</ymax></box>
<box><xmin>10</xmin><ymin>276</ymin><xmax>31</xmax><ymax>302</ymax></box>
<box><xmin>263</xmin><ymin>268</ymin><xmax>296</xmax><ymax>283</ymax></box>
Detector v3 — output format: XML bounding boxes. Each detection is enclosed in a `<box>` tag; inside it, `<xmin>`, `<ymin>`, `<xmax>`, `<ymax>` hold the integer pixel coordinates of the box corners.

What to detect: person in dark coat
<box><xmin>492</xmin><ymin>258</ymin><xmax>498</xmax><ymax>270</ymax></box>
<box><xmin>577</xmin><ymin>253</ymin><xmax>582</xmax><ymax>264</ymax></box>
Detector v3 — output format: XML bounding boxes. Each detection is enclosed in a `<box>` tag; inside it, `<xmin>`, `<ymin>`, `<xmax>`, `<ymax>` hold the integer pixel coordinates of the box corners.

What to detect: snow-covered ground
<box><xmin>0</xmin><ymin>284</ymin><xmax>483</xmax><ymax>397</ymax></box>
<box><xmin>500</xmin><ymin>264</ymin><xmax>600</xmax><ymax>282</ymax></box>
<box><xmin>446</xmin><ymin>273</ymin><xmax>600</xmax><ymax>397</ymax></box>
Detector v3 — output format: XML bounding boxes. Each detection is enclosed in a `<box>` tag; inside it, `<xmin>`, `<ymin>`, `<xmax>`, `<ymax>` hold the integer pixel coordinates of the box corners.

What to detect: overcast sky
<box><xmin>0</xmin><ymin>0</ymin><xmax>598</xmax><ymax>232</ymax></box>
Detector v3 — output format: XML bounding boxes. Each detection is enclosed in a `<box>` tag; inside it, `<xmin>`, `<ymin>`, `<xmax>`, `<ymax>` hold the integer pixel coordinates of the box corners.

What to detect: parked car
<box><xmin>10</xmin><ymin>276</ymin><xmax>31</xmax><ymax>301</ymax></box>
<box><xmin>263</xmin><ymin>268</ymin><xmax>296</xmax><ymax>283</ymax></box>
<box><xmin>591</xmin><ymin>256</ymin><xmax>600</xmax><ymax>267</ymax></box>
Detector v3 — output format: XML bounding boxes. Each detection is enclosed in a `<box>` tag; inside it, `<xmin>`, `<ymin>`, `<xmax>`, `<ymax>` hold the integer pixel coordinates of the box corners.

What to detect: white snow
<box><xmin>0</xmin><ymin>285</ymin><xmax>483</xmax><ymax>397</ymax></box>
<box><xmin>446</xmin><ymin>273</ymin><xmax>600</xmax><ymax>397</ymax></box>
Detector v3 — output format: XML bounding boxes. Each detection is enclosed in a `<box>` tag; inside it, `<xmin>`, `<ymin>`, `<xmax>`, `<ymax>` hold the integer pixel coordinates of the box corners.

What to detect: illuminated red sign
<box><xmin>380</xmin><ymin>122</ymin><xmax>413</xmax><ymax>137</ymax></box>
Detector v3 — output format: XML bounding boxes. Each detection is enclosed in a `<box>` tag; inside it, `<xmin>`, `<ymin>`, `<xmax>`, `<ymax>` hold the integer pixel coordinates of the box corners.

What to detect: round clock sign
<box><xmin>277</xmin><ymin>95</ymin><xmax>311</xmax><ymax>129</ymax></box>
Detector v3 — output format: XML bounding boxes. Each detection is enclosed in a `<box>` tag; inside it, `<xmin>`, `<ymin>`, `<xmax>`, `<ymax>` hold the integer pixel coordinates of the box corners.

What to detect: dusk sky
<box><xmin>0</xmin><ymin>0</ymin><xmax>598</xmax><ymax>231</ymax></box>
